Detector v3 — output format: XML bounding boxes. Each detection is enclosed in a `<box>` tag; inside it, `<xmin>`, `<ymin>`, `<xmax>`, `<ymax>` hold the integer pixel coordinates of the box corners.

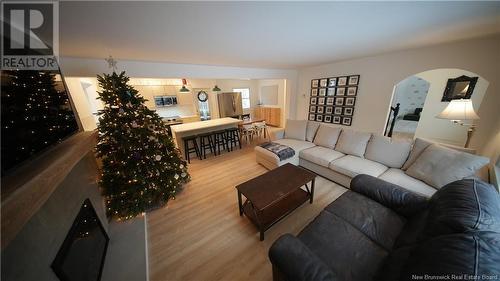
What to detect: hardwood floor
<box><xmin>147</xmin><ymin>140</ymin><xmax>347</xmax><ymax>281</ymax></box>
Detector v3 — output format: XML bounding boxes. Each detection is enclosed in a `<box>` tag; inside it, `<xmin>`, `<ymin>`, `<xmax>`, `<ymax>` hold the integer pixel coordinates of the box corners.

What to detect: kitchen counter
<box><xmin>170</xmin><ymin>118</ymin><xmax>241</xmax><ymax>157</ymax></box>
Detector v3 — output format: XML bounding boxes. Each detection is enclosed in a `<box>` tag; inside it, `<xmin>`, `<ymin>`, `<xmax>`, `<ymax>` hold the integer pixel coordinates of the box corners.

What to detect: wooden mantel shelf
<box><xmin>1</xmin><ymin>131</ymin><xmax>98</xmax><ymax>249</ymax></box>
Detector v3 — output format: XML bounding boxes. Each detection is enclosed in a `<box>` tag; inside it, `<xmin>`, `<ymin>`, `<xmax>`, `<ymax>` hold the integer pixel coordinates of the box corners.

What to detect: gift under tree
<box><xmin>96</xmin><ymin>71</ymin><xmax>189</xmax><ymax>220</ymax></box>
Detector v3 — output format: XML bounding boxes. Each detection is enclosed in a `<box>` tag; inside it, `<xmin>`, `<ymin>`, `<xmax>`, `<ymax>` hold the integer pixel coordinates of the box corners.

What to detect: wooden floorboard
<box><xmin>147</xmin><ymin>140</ymin><xmax>347</xmax><ymax>281</ymax></box>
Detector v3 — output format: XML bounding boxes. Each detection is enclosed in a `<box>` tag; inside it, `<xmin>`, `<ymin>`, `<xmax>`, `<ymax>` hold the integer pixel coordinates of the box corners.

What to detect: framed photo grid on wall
<box><xmin>309</xmin><ymin>75</ymin><xmax>359</xmax><ymax>126</ymax></box>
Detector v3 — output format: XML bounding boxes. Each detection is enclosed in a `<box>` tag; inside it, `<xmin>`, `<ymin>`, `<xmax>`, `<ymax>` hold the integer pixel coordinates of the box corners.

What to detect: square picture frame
<box><xmin>336</xmin><ymin>87</ymin><xmax>346</xmax><ymax>96</ymax></box>
<box><xmin>309</xmin><ymin>114</ymin><xmax>316</xmax><ymax>121</ymax></box>
<box><xmin>316</xmin><ymin>115</ymin><xmax>324</xmax><ymax>122</ymax></box>
<box><xmin>327</xmin><ymin>88</ymin><xmax>336</xmax><ymax>96</ymax></box>
<box><xmin>324</xmin><ymin>115</ymin><xmax>332</xmax><ymax>123</ymax></box>
<box><xmin>309</xmin><ymin>105</ymin><xmax>317</xmax><ymax>113</ymax></box>
<box><xmin>335</xmin><ymin>97</ymin><xmax>344</xmax><ymax>106</ymax></box>
<box><xmin>334</xmin><ymin>107</ymin><xmax>343</xmax><ymax>115</ymax></box>
<box><xmin>326</xmin><ymin>97</ymin><xmax>334</xmax><ymax>105</ymax></box>
<box><xmin>318</xmin><ymin>97</ymin><xmax>326</xmax><ymax>105</ymax></box>
<box><xmin>317</xmin><ymin>106</ymin><xmax>325</xmax><ymax>114</ymax></box>
<box><xmin>319</xmin><ymin>88</ymin><xmax>327</xmax><ymax>96</ymax></box>
<box><xmin>319</xmin><ymin>78</ymin><xmax>328</xmax><ymax>87</ymax></box>
<box><xmin>325</xmin><ymin>106</ymin><xmax>333</xmax><ymax>114</ymax></box>
<box><xmin>311</xmin><ymin>88</ymin><xmax>318</xmax><ymax>96</ymax></box>
<box><xmin>332</xmin><ymin>116</ymin><xmax>341</xmax><ymax>124</ymax></box>
<box><xmin>328</xmin><ymin>77</ymin><xmax>337</xmax><ymax>87</ymax></box>
<box><xmin>345</xmin><ymin>97</ymin><xmax>356</xmax><ymax>106</ymax></box>
<box><xmin>310</xmin><ymin>97</ymin><xmax>317</xmax><ymax>105</ymax></box>
<box><xmin>338</xmin><ymin>76</ymin><xmax>347</xmax><ymax>86</ymax></box>
<box><xmin>347</xmin><ymin>87</ymin><xmax>357</xmax><ymax>96</ymax></box>
<box><xmin>348</xmin><ymin>75</ymin><xmax>360</xmax><ymax>85</ymax></box>
<box><xmin>311</xmin><ymin>79</ymin><xmax>319</xmax><ymax>88</ymax></box>
<box><xmin>342</xmin><ymin>117</ymin><xmax>352</xmax><ymax>126</ymax></box>
<box><xmin>344</xmin><ymin>107</ymin><xmax>354</xmax><ymax>116</ymax></box>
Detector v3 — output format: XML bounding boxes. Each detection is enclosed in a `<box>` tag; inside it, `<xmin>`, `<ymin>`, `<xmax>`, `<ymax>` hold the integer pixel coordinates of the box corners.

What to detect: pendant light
<box><xmin>212</xmin><ymin>85</ymin><xmax>221</xmax><ymax>92</ymax></box>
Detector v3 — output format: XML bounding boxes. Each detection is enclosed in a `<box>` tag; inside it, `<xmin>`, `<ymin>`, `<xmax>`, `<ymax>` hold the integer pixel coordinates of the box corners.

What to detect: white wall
<box><xmin>295</xmin><ymin>35</ymin><xmax>500</xmax><ymax>158</ymax></box>
<box><xmin>257</xmin><ymin>79</ymin><xmax>287</xmax><ymax>127</ymax></box>
<box><xmin>414</xmin><ymin>69</ymin><xmax>489</xmax><ymax>146</ymax></box>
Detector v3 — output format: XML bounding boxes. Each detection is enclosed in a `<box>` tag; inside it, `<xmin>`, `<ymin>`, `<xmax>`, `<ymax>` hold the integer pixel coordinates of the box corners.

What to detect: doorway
<box><xmin>385</xmin><ymin>76</ymin><xmax>430</xmax><ymax>140</ymax></box>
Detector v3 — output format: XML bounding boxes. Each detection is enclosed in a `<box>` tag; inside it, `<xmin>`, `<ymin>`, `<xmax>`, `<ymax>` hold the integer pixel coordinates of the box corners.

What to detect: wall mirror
<box><xmin>441</xmin><ymin>75</ymin><xmax>478</xmax><ymax>101</ymax></box>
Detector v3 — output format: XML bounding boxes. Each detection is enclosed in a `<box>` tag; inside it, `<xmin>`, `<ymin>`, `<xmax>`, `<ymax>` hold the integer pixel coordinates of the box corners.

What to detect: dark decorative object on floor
<box><xmin>52</xmin><ymin>199</ymin><xmax>109</xmax><ymax>281</ymax></box>
<box><xmin>95</xmin><ymin>71</ymin><xmax>189</xmax><ymax>220</ymax></box>
<box><xmin>441</xmin><ymin>75</ymin><xmax>478</xmax><ymax>101</ymax></box>
<box><xmin>0</xmin><ymin>70</ymin><xmax>79</xmax><ymax>175</ymax></box>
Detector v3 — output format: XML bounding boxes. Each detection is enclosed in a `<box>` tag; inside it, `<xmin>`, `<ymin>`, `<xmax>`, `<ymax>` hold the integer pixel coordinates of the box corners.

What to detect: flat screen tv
<box><xmin>1</xmin><ymin>70</ymin><xmax>79</xmax><ymax>176</ymax></box>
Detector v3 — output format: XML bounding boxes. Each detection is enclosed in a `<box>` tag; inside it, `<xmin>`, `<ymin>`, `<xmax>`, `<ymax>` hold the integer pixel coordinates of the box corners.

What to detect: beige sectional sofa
<box><xmin>254</xmin><ymin>120</ymin><xmax>489</xmax><ymax>197</ymax></box>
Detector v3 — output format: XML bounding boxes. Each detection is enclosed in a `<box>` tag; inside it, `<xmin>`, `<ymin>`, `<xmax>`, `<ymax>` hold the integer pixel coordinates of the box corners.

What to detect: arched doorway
<box><xmin>385</xmin><ymin>68</ymin><xmax>489</xmax><ymax>147</ymax></box>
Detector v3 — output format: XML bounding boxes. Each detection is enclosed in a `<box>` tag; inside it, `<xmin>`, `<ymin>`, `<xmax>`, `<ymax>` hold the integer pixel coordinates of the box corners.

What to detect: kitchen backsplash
<box><xmin>154</xmin><ymin>105</ymin><xmax>197</xmax><ymax>118</ymax></box>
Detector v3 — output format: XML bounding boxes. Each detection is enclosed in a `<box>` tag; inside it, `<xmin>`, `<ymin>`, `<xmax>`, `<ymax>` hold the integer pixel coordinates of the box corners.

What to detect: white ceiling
<box><xmin>60</xmin><ymin>1</ymin><xmax>500</xmax><ymax>69</ymax></box>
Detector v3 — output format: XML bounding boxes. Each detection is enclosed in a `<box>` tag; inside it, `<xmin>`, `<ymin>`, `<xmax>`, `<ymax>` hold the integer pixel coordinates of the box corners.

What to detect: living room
<box><xmin>1</xmin><ymin>2</ymin><xmax>500</xmax><ymax>281</ymax></box>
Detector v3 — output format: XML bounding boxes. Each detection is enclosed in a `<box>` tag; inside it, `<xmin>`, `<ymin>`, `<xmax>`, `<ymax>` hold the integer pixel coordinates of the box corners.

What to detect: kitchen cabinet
<box><xmin>253</xmin><ymin>107</ymin><xmax>281</xmax><ymax>127</ymax></box>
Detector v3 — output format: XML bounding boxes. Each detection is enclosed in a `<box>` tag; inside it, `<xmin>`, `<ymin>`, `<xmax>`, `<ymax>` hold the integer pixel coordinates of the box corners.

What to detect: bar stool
<box><xmin>199</xmin><ymin>132</ymin><xmax>216</xmax><ymax>159</ymax></box>
<box><xmin>213</xmin><ymin>130</ymin><xmax>229</xmax><ymax>155</ymax></box>
<box><xmin>182</xmin><ymin>135</ymin><xmax>201</xmax><ymax>163</ymax></box>
<box><xmin>225</xmin><ymin>127</ymin><xmax>241</xmax><ymax>151</ymax></box>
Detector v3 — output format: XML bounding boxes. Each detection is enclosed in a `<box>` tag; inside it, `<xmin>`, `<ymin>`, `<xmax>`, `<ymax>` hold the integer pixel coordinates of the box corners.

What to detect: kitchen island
<box><xmin>170</xmin><ymin>117</ymin><xmax>241</xmax><ymax>157</ymax></box>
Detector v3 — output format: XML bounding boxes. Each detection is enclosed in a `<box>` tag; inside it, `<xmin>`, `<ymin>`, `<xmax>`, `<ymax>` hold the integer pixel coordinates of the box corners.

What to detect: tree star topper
<box><xmin>105</xmin><ymin>56</ymin><xmax>118</xmax><ymax>72</ymax></box>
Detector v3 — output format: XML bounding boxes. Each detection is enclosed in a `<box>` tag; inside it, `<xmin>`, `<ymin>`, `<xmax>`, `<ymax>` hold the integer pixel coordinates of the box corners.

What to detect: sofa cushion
<box><xmin>274</xmin><ymin>138</ymin><xmax>315</xmax><ymax>153</ymax></box>
<box><xmin>335</xmin><ymin>129</ymin><xmax>371</xmax><ymax>158</ymax></box>
<box><xmin>365</xmin><ymin>135</ymin><xmax>412</xmax><ymax>168</ymax></box>
<box><xmin>402</xmin><ymin>138</ymin><xmax>477</xmax><ymax>170</ymax></box>
<box><xmin>300</xmin><ymin>146</ymin><xmax>345</xmax><ymax>168</ymax></box>
<box><xmin>284</xmin><ymin>119</ymin><xmax>307</xmax><ymax>141</ymax></box>
<box><xmin>378</xmin><ymin>168</ymin><xmax>436</xmax><ymax>198</ymax></box>
<box><xmin>325</xmin><ymin>191</ymin><xmax>406</xmax><ymax>251</ymax></box>
<box><xmin>329</xmin><ymin>155</ymin><xmax>388</xmax><ymax>178</ymax></box>
<box><xmin>306</xmin><ymin>121</ymin><xmax>321</xmax><ymax>142</ymax></box>
<box><xmin>298</xmin><ymin>211</ymin><xmax>388</xmax><ymax>281</ymax></box>
<box><xmin>405</xmin><ymin>144</ymin><xmax>489</xmax><ymax>188</ymax></box>
<box><xmin>423</xmin><ymin>179</ymin><xmax>500</xmax><ymax>238</ymax></box>
<box><xmin>313</xmin><ymin>124</ymin><xmax>342</xmax><ymax>149</ymax></box>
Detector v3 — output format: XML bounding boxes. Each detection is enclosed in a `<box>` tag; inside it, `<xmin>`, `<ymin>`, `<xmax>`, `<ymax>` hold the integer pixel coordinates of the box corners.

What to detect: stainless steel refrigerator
<box><xmin>217</xmin><ymin>92</ymin><xmax>243</xmax><ymax>118</ymax></box>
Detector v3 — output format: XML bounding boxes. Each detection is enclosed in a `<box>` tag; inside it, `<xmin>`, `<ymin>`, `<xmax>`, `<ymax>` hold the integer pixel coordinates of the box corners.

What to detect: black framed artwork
<box><xmin>336</xmin><ymin>87</ymin><xmax>346</xmax><ymax>96</ymax></box>
<box><xmin>342</xmin><ymin>117</ymin><xmax>352</xmax><ymax>126</ymax></box>
<box><xmin>319</xmin><ymin>78</ymin><xmax>328</xmax><ymax>87</ymax></box>
<box><xmin>326</xmin><ymin>97</ymin><xmax>334</xmax><ymax>105</ymax></box>
<box><xmin>309</xmin><ymin>74</ymin><xmax>360</xmax><ymax>126</ymax></box>
<box><xmin>345</xmin><ymin>97</ymin><xmax>356</xmax><ymax>106</ymax></box>
<box><xmin>441</xmin><ymin>75</ymin><xmax>478</xmax><ymax>101</ymax></box>
<box><xmin>328</xmin><ymin>78</ymin><xmax>337</xmax><ymax>87</ymax></box>
<box><xmin>348</xmin><ymin>75</ymin><xmax>360</xmax><ymax>85</ymax></box>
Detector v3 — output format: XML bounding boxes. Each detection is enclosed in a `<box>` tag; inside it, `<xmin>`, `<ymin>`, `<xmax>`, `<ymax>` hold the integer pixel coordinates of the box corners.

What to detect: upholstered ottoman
<box><xmin>255</xmin><ymin>138</ymin><xmax>316</xmax><ymax>170</ymax></box>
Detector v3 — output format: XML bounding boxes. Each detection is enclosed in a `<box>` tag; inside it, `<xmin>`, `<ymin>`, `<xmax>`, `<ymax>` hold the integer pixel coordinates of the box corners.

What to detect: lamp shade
<box><xmin>436</xmin><ymin>99</ymin><xmax>479</xmax><ymax>121</ymax></box>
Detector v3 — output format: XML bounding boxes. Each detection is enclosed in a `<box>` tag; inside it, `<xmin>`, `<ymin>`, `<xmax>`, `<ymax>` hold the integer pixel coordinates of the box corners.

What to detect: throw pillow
<box><xmin>405</xmin><ymin>144</ymin><xmax>489</xmax><ymax>188</ymax></box>
<box><xmin>335</xmin><ymin>129</ymin><xmax>371</xmax><ymax>158</ymax></box>
<box><xmin>306</xmin><ymin>121</ymin><xmax>321</xmax><ymax>142</ymax></box>
<box><xmin>365</xmin><ymin>135</ymin><xmax>412</xmax><ymax>168</ymax></box>
<box><xmin>284</xmin><ymin>119</ymin><xmax>307</xmax><ymax>141</ymax></box>
<box><xmin>313</xmin><ymin>124</ymin><xmax>342</xmax><ymax>149</ymax></box>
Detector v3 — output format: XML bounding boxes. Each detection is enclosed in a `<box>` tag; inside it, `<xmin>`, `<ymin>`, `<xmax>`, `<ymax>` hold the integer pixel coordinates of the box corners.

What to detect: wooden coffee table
<box><xmin>236</xmin><ymin>163</ymin><xmax>316</xmax><ymax>241</ymax></box>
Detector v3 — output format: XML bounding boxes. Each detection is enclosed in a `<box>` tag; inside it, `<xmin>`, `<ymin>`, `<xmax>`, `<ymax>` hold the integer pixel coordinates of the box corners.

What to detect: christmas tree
<box><xmin>95</xmin><ymin>71</ymin><xmax>189</xmax><ymax>220</ymax></box>
<box><xmin>1</xmin><ymin>70</ymin><xmax>79</xmax><ymax>174</ymax></box>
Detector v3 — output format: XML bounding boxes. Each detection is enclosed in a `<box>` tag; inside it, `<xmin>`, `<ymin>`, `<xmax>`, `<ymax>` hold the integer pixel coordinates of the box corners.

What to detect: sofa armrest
<box><xmin>269</xmin><ymin>234</ymin><xmax>337</xmax><ymax>281</ymax></box>
<box><xmin>270</xmin><ymin>128</ymin><xmax>285</xmax><ymax>140</ymax></box>
<box><xmin>350</xmin><ymin>174</ymin><xmax>428</xmax><ymax>218</ymax></box>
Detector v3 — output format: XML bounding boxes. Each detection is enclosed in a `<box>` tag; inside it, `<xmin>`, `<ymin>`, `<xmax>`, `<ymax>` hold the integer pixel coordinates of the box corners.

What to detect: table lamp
<box><xmin>436</xmin><ymin>99</ymin><xmax>479</xmax><ymax>148</ymax></box>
